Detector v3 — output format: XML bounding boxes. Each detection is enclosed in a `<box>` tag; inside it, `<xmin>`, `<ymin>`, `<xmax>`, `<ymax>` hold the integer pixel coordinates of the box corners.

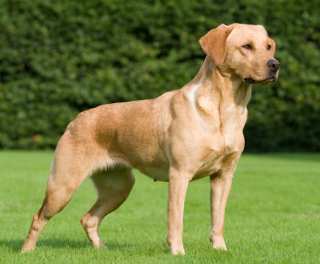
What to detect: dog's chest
<box><xmin>192</xmin><ymin>107</ymin><xmax>247</xmax><ymax>179</ymax></box>
<box><xmin>193</xmin><ymin>133</ymin><xmax>243</xmax><ymax>179</ymax></box>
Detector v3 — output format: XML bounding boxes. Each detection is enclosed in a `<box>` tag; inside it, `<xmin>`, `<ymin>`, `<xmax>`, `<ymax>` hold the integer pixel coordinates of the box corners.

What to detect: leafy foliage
<box><xmin>0</xmin><ymin>0</ymin><xmax>319</xmax><ymax>151</ymax></box>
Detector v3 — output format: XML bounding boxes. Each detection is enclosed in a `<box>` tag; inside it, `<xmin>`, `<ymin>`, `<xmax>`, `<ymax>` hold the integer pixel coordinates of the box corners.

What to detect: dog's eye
<box><xmin>242</xmin><ymin>43</ymin><xmax>253</xmax><ymax>50</ymax></box>
<box><xmin>267</xmin><ymin>44</ymin><xmax>272</xmax><ymax>50</ymax></box>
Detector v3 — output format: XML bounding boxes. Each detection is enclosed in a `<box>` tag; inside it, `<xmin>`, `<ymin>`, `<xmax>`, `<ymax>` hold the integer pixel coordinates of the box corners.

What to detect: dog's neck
<box><xmin>185</xmin><ymin>56</ymin><xmax>252</xmax><ymax>116</ymax></box>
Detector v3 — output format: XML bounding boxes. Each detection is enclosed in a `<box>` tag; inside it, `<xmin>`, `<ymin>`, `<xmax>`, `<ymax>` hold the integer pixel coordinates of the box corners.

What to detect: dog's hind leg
<box><xmin>80</xmin><ymin>167</ymin><xmax>135</xmax><ymax>248</ymax></box>
<box><xmin>21</xmin><ymin>134</ymin><xmax>102</xmax><ymax>253</ymax></box>
<box><xmin>21</xmin><ymin>182</ymin><xmax>79</xmax><ymax>253</ymax></box>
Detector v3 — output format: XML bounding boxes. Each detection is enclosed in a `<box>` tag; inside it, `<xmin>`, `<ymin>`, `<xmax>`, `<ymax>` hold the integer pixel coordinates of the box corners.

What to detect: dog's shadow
<box><xmin>0</xmin><ymin>239</ymin><xmax>135</xmax><ymax>253</ymax></box>
<box><xmin>0</xmin><ymin>239</ymin><xmax>89</xmax><ymax>252</ymax></box>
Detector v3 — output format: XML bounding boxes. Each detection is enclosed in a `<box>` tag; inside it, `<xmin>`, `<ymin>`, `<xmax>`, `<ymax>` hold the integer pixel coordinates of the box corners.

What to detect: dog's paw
<box><xmin>21</xmin><ymin>242</ymin><xmax>35</xmax><ymax>253</ymax></box>
<box><xmin>168</xmin><ymin>240</ymin><xmax>185</xmax><ymax>256</ymax></box>
<box><xmin>92</xmin><ymin>239</ymin><xmax>105</xmax><ymax>249</ymax></box>
<box><xmin>170</xmin><ymin>246</ymin><xmax>185</xmax><ymax>256</ymax></box>
<box><xmin>167</xmin><ymin>237</ymin><xmax>185</xmax><ymax>255</ymax></box>
<box><xmin>211</xmin><ymin>236</ymin><xmax>227</xmax><ymax>251</ymax></box>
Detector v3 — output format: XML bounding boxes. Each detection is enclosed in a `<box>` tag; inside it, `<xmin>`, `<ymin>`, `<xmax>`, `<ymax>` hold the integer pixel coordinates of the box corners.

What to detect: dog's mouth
<box><xmin>244</xmin><ymin>76</ymin><xmax>277</xmax><ymax>85</ymax></box>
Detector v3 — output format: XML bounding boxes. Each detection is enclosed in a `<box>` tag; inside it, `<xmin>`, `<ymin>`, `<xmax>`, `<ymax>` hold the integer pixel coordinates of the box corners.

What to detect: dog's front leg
<box><xmin>167</xmin><ymin>167</ymin><xmax>190</xmax><ymax>255</ymax></box>
<box><xmin>210</xmin><ymin>169</ymin><xmax>234</xmax><ymax>251</ymax></box>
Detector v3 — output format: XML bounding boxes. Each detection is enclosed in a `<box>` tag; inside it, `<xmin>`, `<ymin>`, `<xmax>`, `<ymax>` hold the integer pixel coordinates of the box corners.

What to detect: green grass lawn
<box><xmin>0</xmin><ymin>151</ymin><xmax>319</xmax><ymax>263</ymax></box>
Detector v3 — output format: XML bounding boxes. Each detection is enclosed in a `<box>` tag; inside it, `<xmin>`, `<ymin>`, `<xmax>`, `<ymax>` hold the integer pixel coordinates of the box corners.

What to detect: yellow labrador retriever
<box><xmin>22</xmin><ymin>23</ymin><xmax>279</xmax><ymax>255</ymax></box>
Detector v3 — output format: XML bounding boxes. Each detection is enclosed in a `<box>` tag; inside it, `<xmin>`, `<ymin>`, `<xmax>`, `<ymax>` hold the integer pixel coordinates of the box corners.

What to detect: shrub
<box><xmin>0</xmin><ymin>0</ymin><xmax>319</xmax><ymax>151</ymax></box>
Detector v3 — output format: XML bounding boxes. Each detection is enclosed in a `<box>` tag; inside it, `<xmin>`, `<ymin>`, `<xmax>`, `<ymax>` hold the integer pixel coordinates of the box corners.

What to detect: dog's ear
<box><xmin>199</xmin><ymin>24</ymin><xmax>234</xmax><ymax>65</ymax></box>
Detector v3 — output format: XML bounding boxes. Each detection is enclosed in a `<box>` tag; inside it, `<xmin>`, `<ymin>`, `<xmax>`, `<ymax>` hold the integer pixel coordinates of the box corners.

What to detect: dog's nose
<box><xmin>267</xmin><ymin>59</ymin><xmax>280</xmax><ymax>72</ymax></box>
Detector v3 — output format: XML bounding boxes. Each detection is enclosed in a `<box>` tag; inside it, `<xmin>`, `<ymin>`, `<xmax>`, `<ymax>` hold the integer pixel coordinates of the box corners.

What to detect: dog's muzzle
<box><xmin>245</xmin><ymin>59</ymin><xmax>280</xmax><ymax>85</ymax></box>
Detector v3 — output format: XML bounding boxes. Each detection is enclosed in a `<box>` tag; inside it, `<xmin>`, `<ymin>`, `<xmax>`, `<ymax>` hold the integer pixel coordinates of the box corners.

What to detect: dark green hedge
<box><xmin>0</xmin><ymin>0</ymin><xmax>319</xmax><ymax>151</ymax></box>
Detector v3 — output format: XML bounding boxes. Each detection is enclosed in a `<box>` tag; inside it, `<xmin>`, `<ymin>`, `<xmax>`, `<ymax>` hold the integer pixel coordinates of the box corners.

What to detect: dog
<box><xmin>22</xmin><ymin>23</ymin><xmax>279</xmax><ymax>255</ymax></box>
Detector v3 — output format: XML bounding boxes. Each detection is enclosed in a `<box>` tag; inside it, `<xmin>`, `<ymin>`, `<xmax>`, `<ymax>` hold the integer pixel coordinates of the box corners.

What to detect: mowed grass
<box><xmin>0</xmin><ymin>151</ymin><xmax>319</xmax><ymax>264</ymax></box>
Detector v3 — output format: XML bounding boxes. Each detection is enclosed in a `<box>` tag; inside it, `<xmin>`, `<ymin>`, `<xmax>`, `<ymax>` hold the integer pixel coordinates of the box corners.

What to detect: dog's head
<box><xmin>199</xmin><ymin>23</ymin><xmax>279</xmax><ymax>84</ymax></box>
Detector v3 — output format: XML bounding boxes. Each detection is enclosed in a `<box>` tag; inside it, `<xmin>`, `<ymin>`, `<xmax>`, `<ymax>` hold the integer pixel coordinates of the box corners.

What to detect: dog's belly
<box><xmin>137</xmin><ymin>166</ymin><xmax>169</xmax><ymax>182</ymax></box>
<box><xmin>136</xmin><ymin>148</ymin><xmax>240</xmax><ymax>182</ymax></box>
